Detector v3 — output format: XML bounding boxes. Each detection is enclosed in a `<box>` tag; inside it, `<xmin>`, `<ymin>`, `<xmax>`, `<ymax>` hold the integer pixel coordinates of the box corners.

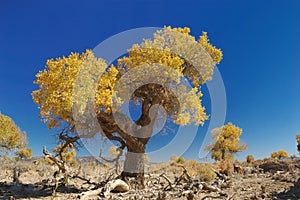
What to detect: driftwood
<box><xmin>103</xmin><ymin>179</ymin><xmax>129</xmax><ymax>197</ymax></box>
<box><xmin>78</xmin><ymin>179</ymin><xmax>129</xmax><ymax>199</ymax></box>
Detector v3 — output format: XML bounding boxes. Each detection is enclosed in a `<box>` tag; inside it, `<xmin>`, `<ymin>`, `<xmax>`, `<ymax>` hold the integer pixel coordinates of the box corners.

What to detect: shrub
<box><xmin>176</xmin><ymin>156</ymin><xmax>186</xmax><ymax>164</ymax></box>
<box><xmin>218</xmin><ymin>160</ymin><xmax>234</xmax><ymax>176</ymax></box>
<box><xmin>246</xmin><ymin>155</ymin><xmax>254</xmax><ymax>163</ymax></box>
<box><xmin>184</xmin><ymin>160</ymin><xmax>216</xmax><ymax>182</ymax></box>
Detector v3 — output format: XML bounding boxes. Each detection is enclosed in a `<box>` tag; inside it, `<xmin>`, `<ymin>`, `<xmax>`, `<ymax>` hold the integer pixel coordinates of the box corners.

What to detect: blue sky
<box><xmin>0</xmin><ymin>0</ymin><xmax>299</xmax><ymax>162</ymax></box>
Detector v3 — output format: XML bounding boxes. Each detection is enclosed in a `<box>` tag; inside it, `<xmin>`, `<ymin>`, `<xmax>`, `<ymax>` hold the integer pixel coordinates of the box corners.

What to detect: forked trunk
<box><xmin>121</xmin><ymin>97</ymin><xmax>159</xmax><ymax>189</ymax></box>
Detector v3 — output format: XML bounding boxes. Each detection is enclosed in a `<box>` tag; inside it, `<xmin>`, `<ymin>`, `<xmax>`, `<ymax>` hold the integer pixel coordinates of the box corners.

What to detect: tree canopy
<box><xmin>271</xmin><ymin>150</ymin><xmax>288</xmax><ymax>160</ymax></box>
<box><xmin>0</xmin><ymin>113</ymin><xmax>29</xmax><ymax>156</ymax></box>
<box><xmin>32</xmin><ymin>26</ymin><xmax>223</xmax><ymax>180</ymax></box>
<box><xmin>206</xmin><ymin>122</ymin><xmax>247</xmax><ymax>161</ymax></box>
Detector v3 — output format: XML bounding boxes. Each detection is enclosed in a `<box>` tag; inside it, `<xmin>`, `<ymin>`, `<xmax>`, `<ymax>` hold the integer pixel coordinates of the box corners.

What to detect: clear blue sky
<box><xmin>0</xmin><ymin>0</ymin><xmax>299</xmax><ymax>161</ymax></box>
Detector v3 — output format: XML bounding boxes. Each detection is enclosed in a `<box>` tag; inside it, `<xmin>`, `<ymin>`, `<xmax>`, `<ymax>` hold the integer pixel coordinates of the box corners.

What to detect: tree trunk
<box><xmin>121</xmin><ymin>96</ymin><xmax>159</xmax><ymax>188</ymax></box>
<box><xmin>122</xmin><ymin>150</ymin><xmax>145</xmax><ymax>176</ymax></box>
<box><xmin>221</xmin><ymin>150</ymin><xmax>226</xmax><ymax>161</ymax></box>
<box><xmin>121</xmin><ymin>144</ymin><xmax>146</xmax><ymax>189</ymax></box>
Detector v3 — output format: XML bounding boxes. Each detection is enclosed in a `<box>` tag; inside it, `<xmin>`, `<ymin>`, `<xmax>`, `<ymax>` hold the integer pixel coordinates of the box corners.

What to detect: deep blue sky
<box><xmin>0</xmin><ymin>0</ymin><xmax>299</xmax><ymax>161</ymax></box>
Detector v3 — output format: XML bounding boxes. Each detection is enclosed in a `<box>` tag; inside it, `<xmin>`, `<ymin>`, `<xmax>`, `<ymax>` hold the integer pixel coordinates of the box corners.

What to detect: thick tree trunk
<box><xmin>121</xmin><ymin>95</ymin><xmax>160</xmax><ymax>188</ymax></box>
<box><xmin>121</xmin><ymin>144</ymin><xmax>146</xmax><ymax>189</ymax></box>
<box><xmin>122</xmin><ymin>150</ymin><xmax>145</xmax><ymax>176</ymax></box>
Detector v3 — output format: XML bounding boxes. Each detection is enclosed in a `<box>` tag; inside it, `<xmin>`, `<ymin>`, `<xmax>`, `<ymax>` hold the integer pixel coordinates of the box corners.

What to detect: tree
<box><xmin>176</xmin><ymin>156</ymin><xmax>186</xmax><ymax>164</ymax></box>
<box><xmin>15</xmin><ymin>148</ymin><xmax>32</xmax><ymax>160</ymax></box>
<box><xmin>271</xmin><ymin>151</ymin><xmax>278</xmax><ymax>159</ymax></box>
<box><xmin>246</xmin><ymin>154</ymin><xmax>254</xmax><ymax>163</ymax></box>
<box><xmin>205</xmin><ymin>122</ymin><xmax>247</xmax><ymax>161</ymax></box>
<box><xmin>296</xmin><ymin>134</ymin><xmax>300</xmax><ymax>152</ymax></box>
<box><xmin>170</xmin><ymin>154</ymin><xmax>178</xmax><ymax>162</ymax></box>
<box><xmin>32</xmin><ymin>26</ymin><xmax>223</xmax><ymax>185</ymax></box>
<box><xmin>271</xmin><ymin>150</ymin><xmax>288</xmax><ymax>160</ymax></box>
<box><xmin>0</xmin><ymin>113</ymin><xmax>28</xmax><ymax>156</ymax></box>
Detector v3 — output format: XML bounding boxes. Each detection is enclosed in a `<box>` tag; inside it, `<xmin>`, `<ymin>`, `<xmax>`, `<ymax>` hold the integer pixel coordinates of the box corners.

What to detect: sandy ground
<box><xmin>1</xmin><ymin>159</ymin><xmax>300</xmax><ymax>200</ymax></box>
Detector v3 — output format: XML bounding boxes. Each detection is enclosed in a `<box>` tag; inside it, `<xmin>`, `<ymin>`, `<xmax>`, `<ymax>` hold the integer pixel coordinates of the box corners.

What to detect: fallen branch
<box><xmin>160</xmin><ymin>173</ymin><xmax>173</xmax><ymax>190</ymax></box>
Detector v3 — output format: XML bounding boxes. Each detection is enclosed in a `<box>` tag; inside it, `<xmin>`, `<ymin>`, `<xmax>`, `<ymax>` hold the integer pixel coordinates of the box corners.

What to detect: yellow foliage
<box><xmin>271</xmin><ymin>150</ymin><xmax>288</xmax><ymax>160</ymax></box>
<box><xmin>246</xmin><ymin>154</ymin><xmax>254</xmax><ymax>163</ymax></box>
<box><xmin>109</xmin><ymin>146</ymin><xmax>120</xmax><ymax>157</ymax></box>
<box><xmin>271</xmin><ymin>152</ymin><xmax>278</xmax><ymax>159</ymax></box>
<box><xmin>206</xmin><ymin>122</ymin><xmax>247</xmax><ymax>161</ymax></box>
<box><xmin>0</xmin><ymin>113</ymin><xmax>27</xmax><ymax>152</ymax></box>
<box><xmin>45</xmin><ymin>157</ymin><xmax>54</xmax><ymax>164</ymax></box>
<box><xmin>184</xmin><ymin>160</ymin><xmax>216</xmax><ymax>181</ymax></box>
<box><xmin>15</xmin><ymin>148</ymin><xmax>32</xmax><ymax>160</ymax></box>
<box><xmin>176</xmin><ymin>156</ymin><xmax>186</xmax><ymax>164</ymax></box>
<box><xmin>32</xmin><ymin>50</ymin><xmax>108</xmax><ymax>129</ymax></box>
<box><xmin>53</xmin><ymin>142</ymin><xmax>77</xmax><ymax>163</ymax></box>
<box><xmin>198</xmin><ymin>32</ymin><xmax>223</xmax><ymax>64</ymax></box>
<box><xmin>32</xmin><ymin>26</ymin><xmax>223</xmax><ymax>139</ymax></box>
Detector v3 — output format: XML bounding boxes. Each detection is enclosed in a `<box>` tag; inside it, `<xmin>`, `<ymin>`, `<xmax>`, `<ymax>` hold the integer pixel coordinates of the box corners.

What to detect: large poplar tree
<box><xmin>32</xmin><ymin>26</ymin><xmax>223</xmax><ymax>184</ymax></box>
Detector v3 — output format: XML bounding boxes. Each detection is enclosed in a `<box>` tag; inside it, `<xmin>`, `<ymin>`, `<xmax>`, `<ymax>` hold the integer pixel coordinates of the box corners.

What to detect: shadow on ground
<box><xmin>0</xmin><ymin>181</ymin><xmax>84</xmax><ymax>199</ymax></box>
<box><xmin>273</xmin><ymin>177</ymin><xmax>300</xmax><ymax>200</ymax></box>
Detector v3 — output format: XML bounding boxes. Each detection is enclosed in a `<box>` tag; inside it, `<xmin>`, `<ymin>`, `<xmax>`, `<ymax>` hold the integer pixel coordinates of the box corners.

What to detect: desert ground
<box><xmin>1</xmin><ymin>157</ymin><xmax>300</xmax><ymax>200</ymax></box>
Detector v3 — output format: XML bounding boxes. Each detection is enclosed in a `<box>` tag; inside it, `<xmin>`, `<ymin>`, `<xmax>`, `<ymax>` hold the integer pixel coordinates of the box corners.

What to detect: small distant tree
<box><xmin>277</xmin><ymin>150</ymin><xmax>288</xmax><ymax>160</ymax></box>
<box><xmin>109</xmin><ymin>145</ymin><xmax>121</xmax><ymax>157</ymax></box>
<box><xmin>170</xmin><ymin>154</ymin><xmax>178</xmax><ymax>162</ymax></box>
<box><xmin>0</xmin><ymin>113</ymin><xmax>28</xmax><ymax>157</ymax></box>
<box><xmin>15</xmin><ymin>148</ymin><xmax>32</xmax><ymax>160</ymax></box>
<box><xmin>205</xmin><ymin>122</ymin><xmax>247</xmax><ymax>161</ymax></box>
<box><xmin>271</xmin><ymin>150</ymin><xmax>288</xmax><ymax>160</ymax></box>
<box><xmin>271</xmin><ymin>152</ymin><xmax>278</xmax><ymax>159</ymax></box>
<box><xmin>296</xmin><ymin>134</ymin><xmax>300</xmax><ymax>152</ymax></box>
<box><xmin>176</xmin><ymin>156</ymin><xmax>186</xmax><ymax>164</ymax></box>
<box><xmin>246</xmin><ymin>154</ymin><xmax>254</xmax><ymax>163</ymax></box>
<box><xmin>42</xmin><ymin>131</ymin><xmax>79</xmax><ymax>186</ymax></box>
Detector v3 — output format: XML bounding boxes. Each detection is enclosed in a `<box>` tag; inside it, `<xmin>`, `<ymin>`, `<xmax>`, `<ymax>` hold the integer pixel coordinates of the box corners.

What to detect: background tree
<box><xmin>15</xmin><ymin>148</ymin><xmax>32</xmax><ymax>160</ymax></box>
<box><xmin>32</xmin><ymin>26</ymin><xmax>223</xmax><ymax>185</ymax></box>
<box><xmin>176</xmin><ymin>156</ymin><xmax>186</xmax><ymax>164</ymax></box>
<box><xmin>0</xmin><ymin>113</ymin><xmax>28</xmax><ymax>157</ymax></box>
<box><xmin>246</xmin><ymin>154</ymin><xmax>254</xmax><ymax>163</ymax></box>
<box><xmin>205</xmin><ymin>122</ymin><xmax>247</xmax><ymax>161</ymax></box>
<box><xmin>170</xmin><ymin>154</ymin><xmax>178</xmax><ymax>162</ymax></box>
<box><xmin>271</xmin><ymin>150</ymin><xmax>288</xmax><ymax>160</ymax></box>
<box><xmin>271</xmin><ymin>151</ymin><xmax>278</xmax><ymax>159</ymax></box>
<box><xmin>296</xmin><ymin>134</ymin><xmax>300</xmax><ymax>152</ymax></box>
<box><xmin>42</xmin><ymin>131</ymin><xmax>79</xmax><ymax>185</ymax></box>
<box><xmin>109</xmin><ymin>146</ymin><xmax>121</xmax><ymax>157</ymax></box>
<box><xmin>107</xmin><ymin>145</ymin><xmax>123</xmax><ymax>173</ymax></box>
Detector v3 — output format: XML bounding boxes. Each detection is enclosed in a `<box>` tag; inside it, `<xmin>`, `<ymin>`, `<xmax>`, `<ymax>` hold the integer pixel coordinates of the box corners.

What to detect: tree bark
<box><xmin>121</xmin><ymin>144</ymin><xmax>146</xmax><ymax>189</ymax></box>
<box><xmin>121</xmin><ymin>98</ymin><xmax>158</xmax><ymax>188</ymax></box>
<box><xmin>122</xmin><ymin>148</ymin><xmax>145</xmax><ymax>176</ymax></box>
